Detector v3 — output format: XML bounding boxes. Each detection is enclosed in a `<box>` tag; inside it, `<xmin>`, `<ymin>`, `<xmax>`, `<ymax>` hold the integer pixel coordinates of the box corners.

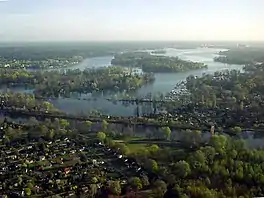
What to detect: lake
<box><xmin>1</xmin><ymin>47</ymin><xmax>244</xmax><ymax>116</ymax></box>
<box><xmin>2</xmin><ymin>47</ymin><xmax>263</xmax><ymax>147</ymax></box>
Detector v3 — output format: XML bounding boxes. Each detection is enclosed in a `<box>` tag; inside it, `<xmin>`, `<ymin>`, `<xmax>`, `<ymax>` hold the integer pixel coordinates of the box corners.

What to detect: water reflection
<box><xmin>0</xmin><ymin>48</ymin><xmax>244</xmax><ymax>116</ymax></box>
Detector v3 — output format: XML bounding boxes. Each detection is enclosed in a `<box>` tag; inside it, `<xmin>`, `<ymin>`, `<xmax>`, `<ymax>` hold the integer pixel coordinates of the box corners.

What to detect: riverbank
<box><xmin>111</xmin><ymin>51</ymin><xmax>207</xmax><ymax>73</ymax></box>
<box><xmin>0</xmin><ymin>48</ymin><xmax>244</xmax><ymax>116</ymax></box>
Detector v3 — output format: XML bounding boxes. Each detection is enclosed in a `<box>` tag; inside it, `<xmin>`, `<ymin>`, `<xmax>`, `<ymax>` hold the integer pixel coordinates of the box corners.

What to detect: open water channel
<box><xmin>2</xmin><ymin>47</ymin><xmax>264</xmax><ymax>147</ymax></box>
<box><xmin>1</xmin><ymin>48</ymin><xmax>243</xmax><ymax>116</ymax></box>
<box><xmin>41</xmin><ymin>48</ymin><xmax>244</xmax><ymax>116</ymax></box>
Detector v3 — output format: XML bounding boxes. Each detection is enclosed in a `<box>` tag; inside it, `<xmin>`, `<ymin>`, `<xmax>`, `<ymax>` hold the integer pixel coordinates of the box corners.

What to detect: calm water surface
<box><xmin>1</xmin><ymin>48</ymin><xmax>244</xmax><ymax>116</ymax></box>
<box><xmin>2</xmin><ymin>48</ymin><xmax>263</xmax><ymax>146</ymax></box>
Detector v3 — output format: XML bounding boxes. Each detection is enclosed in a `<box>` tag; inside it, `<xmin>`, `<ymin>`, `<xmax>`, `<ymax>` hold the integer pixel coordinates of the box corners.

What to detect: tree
<box><xmin>40</xmin><ymin>125</ymin><xmax>49</xmax><ymax>137</ymax></box>
<box><xmin>89</xmin><ymin>184</ymin><xmax>98</xmax><ymax>198</ymax></box>
<box><xmin>146</xmin><ymin>159</ymin><xmax>159</xmax><ymax>173</ymax></box>
<box><xmin>148</xmin><ymin>144</ymin><xmax>159</xmax><ymax>153</ymax></box>
<box><xmin>152</xmin><ymin>180</ymin><xmax>167</xmax><ymax>198</ymax></box>
<box><xmin>108</xmin><ymin>181</ymin><xmax>121</xmax><ymax>195</ymax></box>
<box><xmin>59</xmin><ymin>119</ymin><xmax>70</xmax><ymax>128</ymax></box>
<box><xmin>128</xmin><ymin>177</ymin><xmax>143</xmax><ymax>191</ymax></box>
<box><xmin>25</xmin><ymin>188</ymin><xmax>31</xmax><ymax>196</ymax></box>
<box><xmin>231</xmin><ymin>126</ymin><xmax>242</xmax><ymax>134</ymax></box>
<box><xmin>173</xmin><ymin>160</ymin><xmax>191</xmax><ymax>178</ymax></box>
<box><xmin>115</xmin><ymin>143</ymin><xmax>130</xmax><ymax>155</ymax></box>
<box><xmin>161</xmin><ymin>127</ymin><xmax>171</xmax><ymax>140</ymax></box>
<box><xmin>85</xmin><ymin>120</ymin><xmax>93</xmax><ymax>131</ymax></box>
<box><xmin>209</xmin><ymin>135</ymin><xmax>227</xmax><ymax>152</ymax></box>
<box><xmin>48</xmin><ymin>129</ymin><xmax>55</xmax><ymax>140</ymax></box>
<box><xmin>231</xmin><ymin>139</ymin><xmax>245</xmax><ymax>151</ymax></box>
<box><xmin>165</xmin><ymin>174</ymin><xmax>176</xmax><ymax>186</ymax></box>
<box><xmin>120</xmin><ymin>145</ymin><xmax>130</xmax><ymax>155</ymax></box>
<box><xmin>188</xmin><ymin>150</ymin><xmax>208</xmax><ymax>172</ymax></box>
<box><xmin>91</xmin><ymin>177</ymin><xmax>98</xmax><ymax>184</ymax></box>
<box><xmin>193</xmin><ymin>150</ymin><xmax>206</xmax><ymax>164</ymax></box>
<box><xmin>228</xmin><ymin>149</ymin><xmax>238</xmax><ymax>159</ymax></box>
<box><xmin>18</xmin><ymin>176</ymin><xmax>23</xmax><ymax>186</ymax></box>
<box><xmin>97</xmin><ymin>132</ymin><xmax>106</xmax><ymax>142</ymax></box>
<box><xmin>105</xmin><ymin>138</ymin><xmax>115</xmax><ymax>148</ymax></box>
<box><xmin>27</xmin><ymin>182</ymin><xmax>34</xmax><ymax>189</ymax></box>
<box><xmin>43</xmin><ymin>101</ymin><xmax>54</xmax><ymax>111</ymax></box>
<box><xmin>141</xmin><ymin>175</ymin><xmax>150</xmax><ymax>187</ymax></box>
<box><xmin>217</xmin><ymin>127</ymin><xmax>223</xmax><ymax>133</ymax></box>
<box><xmin>201</xmin><ymin>146</ymin><xmax>216</xmax><ymax>164</ymax></box>
<box><xmin>101</xmin><ymin>120</ymin><xmax>109</xmax><ymax>132</ymax></box>
<box><xmin>187</xmin><ymin>186</ymin><xmax>218</xmax><ymax>198</ymax></box>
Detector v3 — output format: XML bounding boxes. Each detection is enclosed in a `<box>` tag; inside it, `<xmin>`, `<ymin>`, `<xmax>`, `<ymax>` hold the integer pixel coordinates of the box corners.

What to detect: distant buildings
<box><xmin>200</xmin><ymin>44</ymin><xmax>215</xmax><ymax>48</ymax></box>
<box><xmin>236</xmin><ymin>44</ymin><xmax>249</xmax><ymax>48</ymax></box>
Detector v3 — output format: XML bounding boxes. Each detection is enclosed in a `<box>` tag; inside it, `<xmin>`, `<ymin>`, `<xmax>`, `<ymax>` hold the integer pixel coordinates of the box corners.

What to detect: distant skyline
<box><xmin>0</xmin><ymin>0</ymin><xmax>263</xmax><ymax>42</ymax></box>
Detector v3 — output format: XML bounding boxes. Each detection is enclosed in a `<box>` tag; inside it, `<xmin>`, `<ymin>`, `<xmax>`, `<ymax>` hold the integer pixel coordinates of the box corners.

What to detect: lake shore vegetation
<box><xmin>111</xmin><ymin>52</ymin><xmax>208</xmax><ymax>73</ymax></box>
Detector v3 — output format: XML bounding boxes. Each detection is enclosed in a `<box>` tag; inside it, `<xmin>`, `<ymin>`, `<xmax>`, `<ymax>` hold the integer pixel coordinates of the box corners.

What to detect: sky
<box><xmin>0</xmin><ymin>0</ymin><xmax>263</xmax><ymax>42</ymax></box>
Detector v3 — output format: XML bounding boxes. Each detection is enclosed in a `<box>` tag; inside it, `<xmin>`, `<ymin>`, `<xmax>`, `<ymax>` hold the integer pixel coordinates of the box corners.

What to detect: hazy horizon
<box><xmin>0</xmin><ymin>0</ymin><xmax>263</xmax><ymax>42</ymax></box>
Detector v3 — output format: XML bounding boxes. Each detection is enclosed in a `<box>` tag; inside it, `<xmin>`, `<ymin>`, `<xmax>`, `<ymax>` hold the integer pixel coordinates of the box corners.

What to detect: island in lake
<box><xmin>0</xmin><ymin>44</ymin><xmax>115</xmax><ymax>69</ymax></box>
<box><xmin>214</xmin><ymin>47</ymin><xmax>264</xmax><ymax>65</ymax></box>
<box><xmin>151</xmin><ymin>50</ymin><xmax>166</xmax><ymax>54</ymax></box>
<box><xmin>111</xmin><ymin>52</ymin><xmax>207</xmax><ymax>73</ymax></box>
<box><xmin>0</xmin><ymin>66</ymin><xmax>155</xmax><ymax>98</ymax></box>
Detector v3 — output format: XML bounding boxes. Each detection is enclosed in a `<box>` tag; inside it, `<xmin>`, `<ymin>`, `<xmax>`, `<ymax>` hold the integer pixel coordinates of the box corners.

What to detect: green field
<box><xmin>126</xmin><ymin>143</ymin><xmax>148</xmax><ymax>153</ymax></box>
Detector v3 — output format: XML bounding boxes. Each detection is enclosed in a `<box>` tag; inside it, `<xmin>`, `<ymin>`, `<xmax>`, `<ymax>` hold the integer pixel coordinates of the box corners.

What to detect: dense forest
<box><xmin>0</xmin><ymin>42</ymin><xmax>209</xmax><ymax>61</ymax></box>
<box><xmin>0</xmin><ymin>67</ymin><xmax>155</xmax><ymax>97</ymax></box>
<box><xmin>113</xmin><ymin>134</ymin><xmax>264</xmax><ymax>198</ymax></box>
<box><xmin>156</xmin><ymin>62</ymin><xmax>264</xmax><ymax>133</ymax></box>
<box><xmin>0</xmin><ymin>45</ymin><xmax>114</xmax><ymax>61</ymax></box>
<box><xmin>0</xmin><ymin>92</ymin><xmax>58</xmax><ymax>112</ymax></box>
<box><xmin>184</xmin><ymin>64</ymin><xmax>264</xmax><ymax>111</ymax></box>
<box><xmin>0</xmin><ymin>56</ymin><xmax>84</xmax><ymax>69</ymax></box>
<box><xmin>111</xmin><ymin>52</ymin><xmax>207</xmax><ymax>73</ymax></box>
<box><xmin>0</xmin><ymin>43</ymin><xmax>173</xmax><ymax>69</ymax></box>
<box><xmin>214</xmin><ymin>47</ymin><xmax>264</xmax><ymax>65</ymax></box>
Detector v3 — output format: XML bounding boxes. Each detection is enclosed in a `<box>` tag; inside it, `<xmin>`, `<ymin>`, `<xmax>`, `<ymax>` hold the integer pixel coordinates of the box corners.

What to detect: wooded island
<box><xmin>111</xmin><ymin>52</ymin><xmax>207</xmax><ymax>73</ymax></box>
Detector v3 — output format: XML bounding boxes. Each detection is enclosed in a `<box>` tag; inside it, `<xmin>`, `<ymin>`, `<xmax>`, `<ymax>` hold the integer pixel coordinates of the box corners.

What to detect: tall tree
<box><xmin>161</xmin><ymin>127</ymin><xmax>171</xmax><ymax>140</ymax></box>
<box><xmin>128</xmin><ymin>177</ymin><xmax>143</xmax><ymax>191</ymax></box>
<box><xmin>152</xmin><ymin>180</ymin><xmax>167</xmax><ymax>198</ymax></box>
<box><xmin>173</xmin><ymin>160</ymin><xmax>191</xmax><ymax>178</ymax></box>
<box><xmin>101</xmin><ymin>120</ymin><xmax>109</xmax><ymax>132</ymax></box>
<box><xmin>97</xmin><ymin>131</ymin><xmax>106</xmax><ymax>143</ymax></box>
<box><xmin>108</xmin><ymin>181</ymin><xmax>121</xmax><ymax>196</ymax></box>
